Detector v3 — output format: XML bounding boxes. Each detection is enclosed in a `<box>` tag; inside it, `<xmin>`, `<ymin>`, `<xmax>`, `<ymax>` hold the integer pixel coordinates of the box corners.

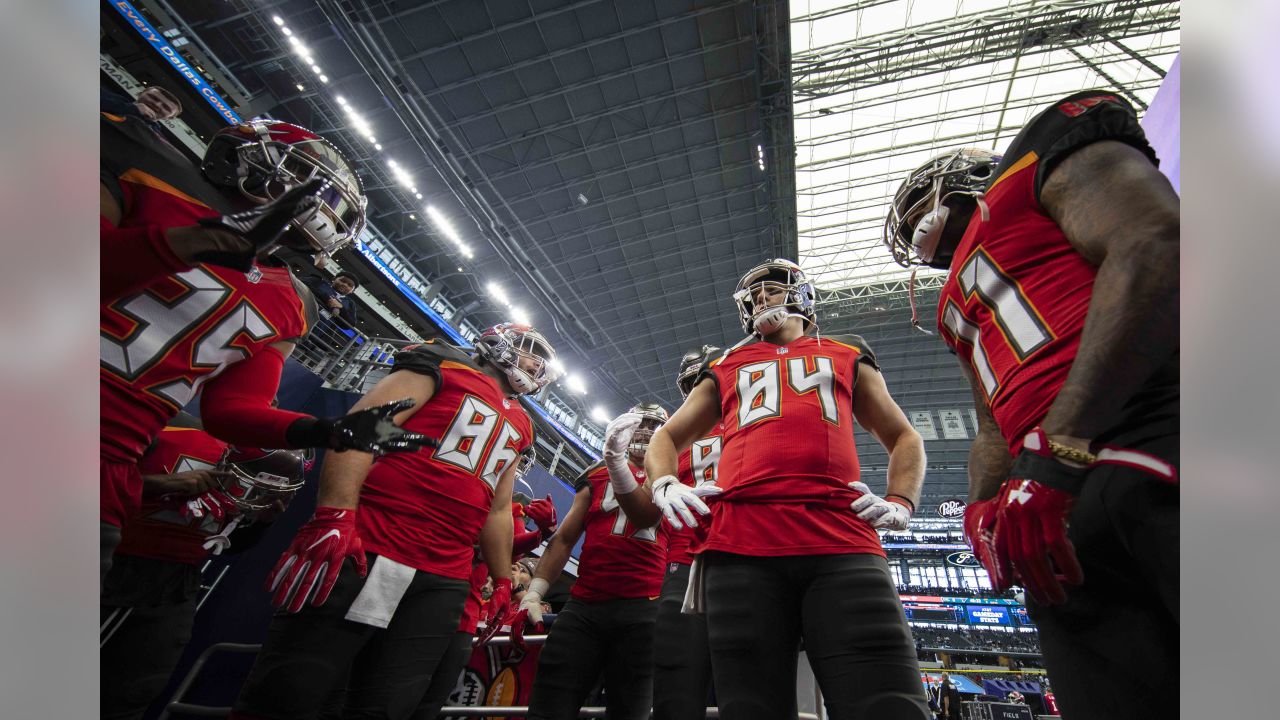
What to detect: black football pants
<box><xmin>411</xmin><ymin>630</ymin><xmax>474</xmax><ymax>719</ymax></box>
<box><xmin>526</xmin><ymin>596</ymin><xmax>658</xmax><ymax>720</ymax></box>
<box><xmin>1028</xmin><ymin>433</ymin><xmax>1179</xmax><ymax>720</ymax></box>
<box><xmin>652</xmin><ymin>563</ymin><xmax>713</xmax><ymax>720</ymax></box>
<box><xmin>702</xmin><ymin>551</ymin><xmax>931</xmax><ymax>720</ymax></box>
<box><xmin>100</xmin><ymin>555</ymin><xmax>202</xmax><ymax>720</ymax></box>
<box><xmin>233</xmin><ymin>554</ymin><xmax>469</xmax><ymax>720</ymax></box>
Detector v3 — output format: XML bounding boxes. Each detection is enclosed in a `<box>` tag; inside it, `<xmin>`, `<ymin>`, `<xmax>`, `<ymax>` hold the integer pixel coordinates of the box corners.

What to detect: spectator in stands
<box><xmin>101</xmin><ymin>85</ymin><xmax>182</xmax><ymax>125</ymax></box>
<box><xmin>304</xmin><ymin>271</ymin><xmax>361</xmax><ymax>329</ymax></box>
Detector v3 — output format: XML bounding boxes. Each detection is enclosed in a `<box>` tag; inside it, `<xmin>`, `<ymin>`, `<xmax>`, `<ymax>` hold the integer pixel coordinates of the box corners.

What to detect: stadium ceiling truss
<box><xmin>789</xmin><ymin>0</ymin><xmax>1180</xmax><ymax>303</ymax></box>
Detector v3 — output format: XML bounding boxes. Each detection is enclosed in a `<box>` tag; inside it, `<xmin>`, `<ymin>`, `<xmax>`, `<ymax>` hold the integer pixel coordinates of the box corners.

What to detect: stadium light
<box><xmin>510</xmin><ymin>306</ymin><xmax>531</xmax><ymax>325</ymax></box>
<box><xmin>591</xmin><ymin>406</ymin><xmax>611</xmax><ymax>424</ymax></box>
<box><xmin>566</xmin><ymin>374</ymin><xmax>587</xmax><ymax>395</ymax></box>
<box><xmin>272</xmin><ymin>16</ymin><xmax>285</xmax><ymax>26</ymax></box>
<box><xmin>486</xmin><ymin>282</ymin><xmax>510</xmax><ymax>307</ymax></box>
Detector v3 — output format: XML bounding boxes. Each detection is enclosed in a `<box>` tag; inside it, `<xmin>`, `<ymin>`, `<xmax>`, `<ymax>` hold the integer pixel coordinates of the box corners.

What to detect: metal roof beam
<box><xmin>793</xmin><ymin>0</ymin><xmax>1178</xmax><ymax>98</ymax></box>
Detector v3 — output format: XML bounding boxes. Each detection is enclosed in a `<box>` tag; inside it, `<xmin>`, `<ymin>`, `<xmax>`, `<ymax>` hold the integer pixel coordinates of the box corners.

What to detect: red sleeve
<box><xmin>512</xmin><ymin>528</ymin><xmax>543</xmax><ymax>556</ymax></box>
<box><xmin>511</xmin><ymin>505</ymin><xmax>541</xmax><ymax>555</ymax></box>
<box><xmin>200</xmin><ymin>346</ymin><xmax>312</xmax><ymax>448</ymax></box>
<box><xmin>102</xmin><ymin>215</ymin><xmax>191</xmax><ymax>302</ymax></box>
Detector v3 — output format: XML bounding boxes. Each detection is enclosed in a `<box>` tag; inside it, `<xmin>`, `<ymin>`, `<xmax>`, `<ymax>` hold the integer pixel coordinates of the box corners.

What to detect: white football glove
<box><xmin>652</xmin><ymin>475</ymin><xmax>721</xmax><ymax>530</ymax></box>
<box><xmin>848</xmin><ymin>481</ymin><xmax>912</xmax><ymax>531</ymax></box>
<box><xmin>603</xmin><ymin>413</ymin><xmax>642</xmax><ymax>494</ymax></box>
<box><xmin>519</xmin><ymin>577</ymin><xmax>549</xmax><ymax>625</ymax></box>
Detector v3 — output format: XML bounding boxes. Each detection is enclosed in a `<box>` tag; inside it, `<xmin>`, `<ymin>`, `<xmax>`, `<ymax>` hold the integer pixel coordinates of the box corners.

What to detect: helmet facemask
<box><xmin>733</xmin><ymin>260</ymin><xmax>817</xmax><ymax>337</ymax></box>
<box><xmin>885</xmin><ymin>149</ymin><xmax>1000</xmax><ymax>269</ymax></box>
<box><xmin>626</xmin><ymin>403</ymin><xmax>669</xmax><ymax>459</ymax></box>
<box><xmin>219</xmin><ymin>447</ymin><xmax>308</xmax><ymax>518</ymax></box>
<box><xmin>475</xmin><ymin>323</ymin><xmax>562</xmax><ymax>396</ymax></box>
<box><xmin>203</xmin><ymin>122</ymin><xmax>367</xmax><ymax>258</ymax></box>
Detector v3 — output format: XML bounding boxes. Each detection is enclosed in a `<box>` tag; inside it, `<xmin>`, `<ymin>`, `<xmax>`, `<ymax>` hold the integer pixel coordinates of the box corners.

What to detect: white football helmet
<box><xmin>732</xmin><ymin>259</ymin><xmax>817</xmax><ymax>336</ymax></box>
<box><xmin>473</xmin><ymin>323</ymin><xmax>561</xmax><ymax>395</ymax></box>
<box><xmin>626</xmin><ymin>402</ymin><xmax>669</xmax><ymax>458</ymax></box>
<box><xmin>202</xmin><ymin>120</ymin><xmax>367</xmax><ymax>257</ymax></box>
<box><xmin>884</xmin><ymin>148</ymin><xmax>1000</xmax><ymax>268</ymax></box>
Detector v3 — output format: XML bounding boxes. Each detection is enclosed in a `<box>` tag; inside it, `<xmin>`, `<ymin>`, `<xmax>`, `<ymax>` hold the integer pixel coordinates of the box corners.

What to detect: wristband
<box><xmin>885</xmin><ymin>494</ymin><xmax>916</xmax><ymax>513</ymax></box>
<box><xmin>606</xmin><ymin>461</ymin><xmax>639</xmax><ymax>495</ymax></box>
<box><xmin>526</xmin><ymin>577</ymin><xmax>549</xmax><ymax>598</ymax></box>
<box><xmin>284</xmin><ymin>416</ymin><xmax>331</xmax><ymax>449</ymax></box>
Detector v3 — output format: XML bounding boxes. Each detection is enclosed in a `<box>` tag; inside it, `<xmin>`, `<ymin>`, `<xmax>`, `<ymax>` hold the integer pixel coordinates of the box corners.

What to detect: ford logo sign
<box><xmin>937</xmin><ymin>498</ymin><xmax>966</xmax><ymax>518</ymax></box>
<box><xmin>946</xmin><ymin>551</ymin><xmax>982</xmax><ymax>568</ymax></box>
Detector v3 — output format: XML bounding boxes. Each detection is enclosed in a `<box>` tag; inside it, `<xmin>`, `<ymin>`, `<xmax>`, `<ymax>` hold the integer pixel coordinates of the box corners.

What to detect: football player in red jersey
<box><xmin>514</xmin><ymin>403</ymin><xmax>671</xmax><ymax>720</ymax></box>
<box><xmin>646</xmin><ymin>259</ymin><xmax>932</xmax><ymax>720</ymax></box>
<box><xmin>651</xmin><ymin>345</ymin><xmax>723</xmax><ymax>720</ymax></box>
<box><xmin>884</xmin><ymin>90</ymin><xmax>1179</xmax><ymax>719</ymax></box>
<box><xmin>101</xmin><ymin>116</ymin><xmax>431</xmax><ymax>583</ymax></box>
<box><xmin>229</xmin><ymin>323</ymin><xmax>559</xmax><ymax>720</ymax></box>
<box><xmin>101</xmin><ymin>413</ymin><xmax>307</xmax><ymax>720</ymax></box>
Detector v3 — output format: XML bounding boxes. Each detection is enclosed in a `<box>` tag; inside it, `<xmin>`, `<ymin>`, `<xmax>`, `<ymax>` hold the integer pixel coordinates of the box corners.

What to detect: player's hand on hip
<box><xmin>847</xmin><ymin>481</ymin><xmax>912</xmax><ymax>531</ymax></box>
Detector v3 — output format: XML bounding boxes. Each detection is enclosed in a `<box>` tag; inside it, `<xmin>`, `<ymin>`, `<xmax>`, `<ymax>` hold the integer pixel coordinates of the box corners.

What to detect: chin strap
<box><xmin>908</xmin><ymin>268</ymin><xmax>934</xmax><ymax>335</ymax></box>
<box><xmin>975</xmin><ymin>193</ymin><xmax>990</xmax><ymax>222</ymax></box>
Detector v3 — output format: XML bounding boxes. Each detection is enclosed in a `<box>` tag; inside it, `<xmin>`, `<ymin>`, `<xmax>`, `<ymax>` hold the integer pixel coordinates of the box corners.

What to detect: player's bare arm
<box><xmin>478</xmin><ymin>461</ymin><xmax>519</xmax><ymax>581</ymax></box>
<box><xmin>646</xmin><ymin>378</ymin><xmax>720</xmax><ymax>481</ymax></box>
<box><xmin>615</xmin><ymin>474</ymin><xmax>661</xmax><ymax>528</ymax></box>
<box><xmin>1038</xmin><ymin>139</ymin><xmax>1179</xmax><ymax>446</ymax></box>
<box><xmin>958</xmin><ymin>363</ymin><xmax>1013</xmax><ymax>502</ymax></box>
<box><xmin>100</xmin><ymin>182</ymin><xmax>123</xmax><ymax>225</ymax></box>
<box><xmin>852</xmin><ymin>365</ymin><xmax>926</xmax><ymax>506</ymax></box>
<box><xmin>316</xmin><ymin>369</ymin><xmax>435</xmax><ymax>509</ymax></box>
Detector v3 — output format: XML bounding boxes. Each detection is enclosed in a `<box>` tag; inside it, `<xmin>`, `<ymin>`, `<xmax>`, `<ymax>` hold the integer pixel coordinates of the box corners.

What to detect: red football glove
<box><xmin>483</xmin><ymin>578</ymin><xmax>513</xmax><ymax>625</ymax></box>
<box><xmin>475</xmin><ymin>578</ymin><xmax>514</xmax><ymax>649</ymax></box>
<box><xmin>525</xmin><ymin>496</ymin><xmax>558</xmax><ymax>538</ymax></box>
<box><xmin>507</xmin><ymin>607</ymin><xmax>545</xmax><ymax>652</ymax></box>
<box><xmin>963</xmin><ymin>490</ymin><xmax>1012</xmax><ymax>592</ymax></box>
<box><xmin>998</xmin><ymin>430</ymin><xmax>1087</xmax><ymax>605</ymax></box>
<box><xmin>180</xmin><ymin>488</ymin><xmax>241</xmax><ymax>524</ymax></box>
<box><xmin>267</xmin><ymin>507</ymin><xmax>367</xmax><ymax>613</ymax></box>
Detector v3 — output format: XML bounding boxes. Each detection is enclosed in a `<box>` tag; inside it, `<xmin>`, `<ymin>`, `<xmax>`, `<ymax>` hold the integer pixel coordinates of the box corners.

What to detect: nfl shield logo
<box><xmin>246</xmin><ymin>265</ymin><xmax>263</xmax><ymax>283</ymax></box>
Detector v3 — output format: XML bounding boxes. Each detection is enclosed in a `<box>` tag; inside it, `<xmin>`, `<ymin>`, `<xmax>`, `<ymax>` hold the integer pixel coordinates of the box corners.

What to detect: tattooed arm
<box><xmin>1037</xmin><ymin>140</ymin><xmax>1180</xmax><ymax>448</ymax></box>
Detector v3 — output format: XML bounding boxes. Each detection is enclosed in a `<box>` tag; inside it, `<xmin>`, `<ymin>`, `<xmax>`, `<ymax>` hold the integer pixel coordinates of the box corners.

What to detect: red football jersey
<box><xmin>693</xmin><ymin>335</ymin><xmax>884</xmax><ymax>557</ymax></box>
<box><xmin>666</xmin><ymin>424</ymin><xmax>723</xmax><ymax>566</ymax></box>
<box><xmin>100</xmin><ymin>113</ymin><xmax>314</xmax><ymax>526</ymax></box>
<box><xmin>114</xmin><ymin>425</ymin><xmax>229</xmax><ymax>565</ymax></box>
<box><xmin>937</xmin><ymin>90</ymin><xmax>1176</xmax><ymax>451</ymax></box>
<box><xmin>571</xmin><ymin>462</ymin><xmax>668</xmax><ymax>601</ymax></box>
<box><xmin>357</xmin><ymin>341</ymin><xmax>535</xmax><ymax>579</ymax></box>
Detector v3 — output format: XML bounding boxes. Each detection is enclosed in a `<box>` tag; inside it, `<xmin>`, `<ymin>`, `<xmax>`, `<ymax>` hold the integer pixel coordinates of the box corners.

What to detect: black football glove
<box><xmin>289</xmin><ymin>399</ymin><xmax>438</xmax><ymax>455</ymax></box>
<box><xmin>192</xmin><ymin>178</ymin><xmax>327</xmax><ymax>271</ymax></box>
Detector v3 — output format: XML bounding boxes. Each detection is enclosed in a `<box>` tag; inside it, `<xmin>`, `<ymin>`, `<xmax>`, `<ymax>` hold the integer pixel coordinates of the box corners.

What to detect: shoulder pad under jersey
<box><xmin>993</xmin><ymin>89</ymin><xmax>1158</xmax><ymax>202</ymax></box>
<box><xmin>573</xmin><ymin>461</ymin><xmax>606</xmax><ymax>494</ymax></box>
<box><xmin>391</xmin><ymin>339</ymin><xmax>478</xmax><ymax>382</ymax></box>
<box><xmin>823</xmin><ymin>334</ymin><xmax>880</xmax><ymax>371</ymax></box>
